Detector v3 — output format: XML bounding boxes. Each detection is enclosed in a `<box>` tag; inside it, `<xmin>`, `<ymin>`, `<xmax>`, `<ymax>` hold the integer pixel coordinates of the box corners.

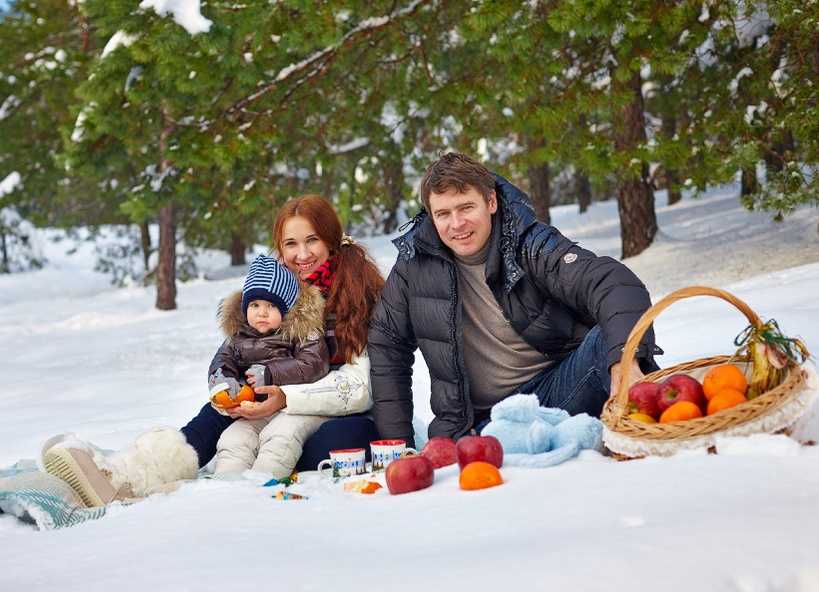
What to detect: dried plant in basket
<box><xmin>735</xmin><ymin>319</ymin><xmax>811</xmax><ymax>399</ymax></box>
<box><xmin>601</xmin><ymin>286</ymin><xmax>817</xmax><ymax>458</ymax></box>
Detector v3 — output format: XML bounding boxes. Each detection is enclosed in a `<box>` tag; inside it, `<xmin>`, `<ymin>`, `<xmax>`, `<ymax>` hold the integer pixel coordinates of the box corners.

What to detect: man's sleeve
<box><xmin>367</xmin><ymin>261</ymin><xmax>418</xmax><ymax>446</ymax></box>
<box><xmin>527</xmin><ymin>225</ymin><xmax>657</xmax><ymax>369</ymax></box>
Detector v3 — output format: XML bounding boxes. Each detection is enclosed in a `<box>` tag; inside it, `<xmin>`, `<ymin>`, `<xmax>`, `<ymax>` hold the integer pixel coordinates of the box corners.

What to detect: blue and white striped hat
<box><xmin>241</xmin><ymin>255</ymin><xmax>300</xmax><ymax>318</ymax></box>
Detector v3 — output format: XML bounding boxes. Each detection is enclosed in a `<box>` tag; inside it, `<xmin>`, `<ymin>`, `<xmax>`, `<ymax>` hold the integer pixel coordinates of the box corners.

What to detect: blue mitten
<box><xmin>483</xmin><ymin>394</ymin><xmax>603</xmax><ymax>469</ymax></box>
<box><xmin>483</xmin><ymin>394</ymin><xmax>556</xmax><ymax>454</ymax></box>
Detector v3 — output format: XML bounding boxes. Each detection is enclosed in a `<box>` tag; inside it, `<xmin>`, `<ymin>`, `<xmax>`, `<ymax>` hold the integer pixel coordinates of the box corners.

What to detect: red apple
<box><xmin>627</xmin><ymin>381</ymin><xmax>662</xmax><ymax>418</ymax></box>
<box><xmin>657</xmin><ymin>374</ymin><xmax>706</xmax><ymax>413</ymax></box>
<box><xmin>421</xmin><ymin>436</ymin><xmax>459</xmax><ymax>469</ymax></box>
<box><xmin>456</xmin><ymin>435</ymin><xmax>504</xmax><ymax>469</ymax></box>
<box><xmin>385</xmin><ymin>455</ymin><xmax>434</xmax><ymax>495</ymax></box>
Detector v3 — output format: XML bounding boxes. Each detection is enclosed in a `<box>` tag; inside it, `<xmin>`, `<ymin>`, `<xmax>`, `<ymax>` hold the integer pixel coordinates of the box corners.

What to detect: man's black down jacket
<box><xmin>368</xmin><ymin>175</ymin><xmax>658</xmax><ymax>446</ymax></box>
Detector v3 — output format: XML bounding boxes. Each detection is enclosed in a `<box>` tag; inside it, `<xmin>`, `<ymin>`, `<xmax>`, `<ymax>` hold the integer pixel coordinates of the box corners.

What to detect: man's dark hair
<box><xmin>419</xmin><ymin>152</ymin><xmax>495</xmax><ymax>211</ymax></box>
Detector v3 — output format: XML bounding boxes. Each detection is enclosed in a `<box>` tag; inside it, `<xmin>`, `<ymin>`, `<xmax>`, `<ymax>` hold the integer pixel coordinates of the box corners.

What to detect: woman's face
<box><xmin>279</xmin><ymin>215</ymin><xmax>332</xmax><ymax>280</ymax></box>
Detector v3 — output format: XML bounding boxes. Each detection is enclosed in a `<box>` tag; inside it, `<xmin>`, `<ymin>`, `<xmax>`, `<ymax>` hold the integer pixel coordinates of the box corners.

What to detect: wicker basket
<box><xmin>601</xmin><ymin>286</ymin><xmax>815</xmax><ymax>458</ymax></box>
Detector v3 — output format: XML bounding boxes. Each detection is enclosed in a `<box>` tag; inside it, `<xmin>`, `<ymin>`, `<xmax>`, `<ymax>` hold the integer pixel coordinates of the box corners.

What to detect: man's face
<box><xmin>428</xmin><ymin>186</ymin><xmax>497</xmax><ymax>258</ymax></box>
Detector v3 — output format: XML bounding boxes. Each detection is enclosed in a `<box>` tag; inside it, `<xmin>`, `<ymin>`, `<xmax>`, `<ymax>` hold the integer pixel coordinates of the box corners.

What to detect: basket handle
<box><xmin>614</xmin><ymin>286</ymin><xmax>763</xmax><ymax>408</ymax></box>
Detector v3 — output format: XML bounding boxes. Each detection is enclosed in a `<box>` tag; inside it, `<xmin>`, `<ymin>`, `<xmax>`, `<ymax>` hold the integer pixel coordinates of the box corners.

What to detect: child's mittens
<box><xmin>246</xmin><ymin>364</ymin><xmax>267</xmax><ymax>387</ymax></box>
<box><xmin>209</xmin><ymin>369</ymin><xmax>241</xmax><ymax>398</ymax></box>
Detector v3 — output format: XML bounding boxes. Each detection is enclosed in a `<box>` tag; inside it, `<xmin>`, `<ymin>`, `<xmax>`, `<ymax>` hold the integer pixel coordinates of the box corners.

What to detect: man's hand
<box><xmin>609</xmin><ymin>360</ymin><xmax>645</xmax><ymax>396</ymax></box>
<box><xmin>226</xmin><ymin>385</ymin><xmax>286</xmax><ymax>420</ymax></box>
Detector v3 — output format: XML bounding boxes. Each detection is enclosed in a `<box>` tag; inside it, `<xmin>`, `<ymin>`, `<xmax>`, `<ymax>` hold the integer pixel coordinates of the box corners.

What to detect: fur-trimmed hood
<box><xmin>218</xmin><ymin>283</ymin><xmax>325</xmax><ymax>345</ymax></box>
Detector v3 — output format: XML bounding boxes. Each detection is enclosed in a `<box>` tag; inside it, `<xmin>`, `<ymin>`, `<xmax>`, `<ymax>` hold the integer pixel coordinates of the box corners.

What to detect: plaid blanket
<box><xmin>0</xmin><ymin>460</ymin><xmax>106</xmax><ymax>530</ymax></box>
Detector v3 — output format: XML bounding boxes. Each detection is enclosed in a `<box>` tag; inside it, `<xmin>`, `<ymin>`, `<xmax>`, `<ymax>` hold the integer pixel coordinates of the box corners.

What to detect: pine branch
<box><xmin>224</xmin><ymin>0</ymin><xmax>431</xmax><ymax>117</ymax></box>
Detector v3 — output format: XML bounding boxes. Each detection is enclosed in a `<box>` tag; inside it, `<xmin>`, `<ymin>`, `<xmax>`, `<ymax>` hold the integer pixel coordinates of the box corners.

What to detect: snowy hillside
<box><xmin>1</xmin><ymin>187</ymin><xmax>819</xmax><ymax>592</ymax></box>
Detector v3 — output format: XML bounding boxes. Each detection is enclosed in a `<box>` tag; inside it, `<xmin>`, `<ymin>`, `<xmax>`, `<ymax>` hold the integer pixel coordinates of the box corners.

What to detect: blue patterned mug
<box><xmin>317</xmin><ymin>448</ymin><xmax>367</xmax><ymax>479</ymax></box>
<box><xmin>370</xmin><ymin>439</ymin><xmax>418</xmax><ymax>471</ymax></box>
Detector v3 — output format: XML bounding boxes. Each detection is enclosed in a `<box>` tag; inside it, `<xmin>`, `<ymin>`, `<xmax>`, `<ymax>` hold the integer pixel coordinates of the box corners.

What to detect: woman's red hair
<box><xmin>273</xmin><ymin>195</ymin><xmax>384</xmax><ymax>364</ymax></box>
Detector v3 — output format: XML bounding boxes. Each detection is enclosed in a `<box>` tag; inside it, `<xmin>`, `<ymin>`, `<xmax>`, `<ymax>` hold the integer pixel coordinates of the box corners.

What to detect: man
<box><xmin>368</xmin><ymin>152</ymin><xmax>660</xmax><ymax>446</ymax></box>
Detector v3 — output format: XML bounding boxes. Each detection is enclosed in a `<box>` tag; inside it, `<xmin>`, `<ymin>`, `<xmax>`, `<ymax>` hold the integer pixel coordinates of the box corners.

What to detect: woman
<box><xmin>42</xmin><ymin>195</ymin><xmax>385</xmax><ymax>507</ymax></box>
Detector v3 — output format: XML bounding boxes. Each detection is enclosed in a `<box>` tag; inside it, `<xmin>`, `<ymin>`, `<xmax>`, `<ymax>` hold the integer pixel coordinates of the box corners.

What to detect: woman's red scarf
<box><xmin>303</xmin><ymin>255</ymin><xmax>337</xmax><ymax>296</ymax></box>
<box><xmin>303</xmin><ymin>256</ymin><xmax>343</xmax><ymax>364</ymax></box>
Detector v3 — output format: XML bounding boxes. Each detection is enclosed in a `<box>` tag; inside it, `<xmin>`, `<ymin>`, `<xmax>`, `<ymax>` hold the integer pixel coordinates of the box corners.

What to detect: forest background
<box><xmin>1</xmin><ymin>0</ymin><xmax>817</xmax><ymax>309</ymax></box>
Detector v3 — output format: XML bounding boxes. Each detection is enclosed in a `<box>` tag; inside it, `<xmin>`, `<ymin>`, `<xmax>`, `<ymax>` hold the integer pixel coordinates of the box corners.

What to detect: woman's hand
<box><xmin>226</xmin><ymin>385</ymin><xmax>286</xmax><ymax>420</ymax></box>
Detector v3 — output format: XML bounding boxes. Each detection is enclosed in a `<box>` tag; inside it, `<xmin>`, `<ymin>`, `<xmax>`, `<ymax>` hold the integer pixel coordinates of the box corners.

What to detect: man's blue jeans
<box><xmin>476</xmin><ymin>326</ymin><xmax>643</xmax><ymax>432</ymax></box>
<box><xmin>516</xmin><ymin>325</ymin><xmax>612</xmax><ymax>416</ymax></box>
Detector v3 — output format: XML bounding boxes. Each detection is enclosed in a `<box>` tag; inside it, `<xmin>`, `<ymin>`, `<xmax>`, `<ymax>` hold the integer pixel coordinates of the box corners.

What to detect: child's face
<box><xmin>247</xmin><ymin>300</ymin><xmax>282</xmax><ymax>334</ymax></box>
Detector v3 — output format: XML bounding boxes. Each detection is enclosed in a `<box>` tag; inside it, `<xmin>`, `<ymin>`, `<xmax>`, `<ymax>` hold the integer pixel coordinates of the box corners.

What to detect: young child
<box><xmin>210</xmin><ymin>254</ymin><xmax>329</xmax><ymax>478</ymax></box>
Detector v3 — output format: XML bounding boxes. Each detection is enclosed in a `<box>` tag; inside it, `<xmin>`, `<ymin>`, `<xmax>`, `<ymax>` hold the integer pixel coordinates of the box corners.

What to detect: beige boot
<box><xmin>42</xmin><ymin>428</ymin><xmax>199</xmax><ymax>508</ymax></box>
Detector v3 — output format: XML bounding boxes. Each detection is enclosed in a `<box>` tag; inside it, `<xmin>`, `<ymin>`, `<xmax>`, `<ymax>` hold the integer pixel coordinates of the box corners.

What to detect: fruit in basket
<box><xmin>459</xmin><ymin>461</ymin><xmax>503</xmax><ymax>491</ymax></box>
<box><xmin>385</xmin><ymin>455</ymin><xmax>434</xmax><ymax>495</ymax></box>
<box><xmin>659</xmin><ymin>400</ymin><xmax>703</xmax><ymax>423</ymax></box>
<box><xmin>627</xmin><ymin>381</ymin><xmax>662</xmax><ymax>418</ymax></box>
<box><xmin>628</xmin><ymin>412</ymin><xmax>657</xmax><ymax>424</ymax></box>
<box><xmin>456</xmin><ymin>435</ymin><xmax>504</xmax><ymax>469</ymax></box>
<box><xmin>657</xmin><ymin>374</ymin><xmax>706</xmax><ymax>413</ymax></box>
<box><xmin>421</xmin><ymin>436</ymin><xmax>458</xmax><ymax>469</ymax></box>
<box><xmin>703</xmin><ymin>364</ymin><xmax>748</xmax><ymax>401</ymax></box>
<box><xmin>706</xmin><ymin>389</ymin><xmax>747</xmax><ymax>415</ymax></box>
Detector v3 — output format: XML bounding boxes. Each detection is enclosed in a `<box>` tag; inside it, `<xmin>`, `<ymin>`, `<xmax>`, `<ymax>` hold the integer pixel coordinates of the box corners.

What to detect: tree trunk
<box><xmin>139</xmin><ymin>221</ymin><xmax>151</xmax><ymax>275</ymax></box>
<box><xmin>229</xmin><ymin>232</ymin><xmax>246</xmax><ymax>266</ymax></box>
<box><xmin>527</xmin><ymin>162</ymin><xmax>551</xmax><ymax>225</ymax></box>
<box><xmin>381</xmin><ymin>154</ymin><xmax>404</xmax><ymax>234</ymax></box>
<box><xmin>576</xmin><ymin>170</ymin><xmax>591</xmax><ymax>214</ymax></box>
<box><xmin>0</xmin><ymin>229</ymin><xmax>8</xmax><ymax>273</ymax></box>
<box><xmin>155</xmin><ymin>204</ymin><xmax>177</xmax><ymax>310</ymax></box>
<box><xmin>155</xmin><ymin>105</ymin><xmax>177</xmax><ymax>310</ymax></box>
<box><xmin>741</xmin><ymin>166</ymin><xmax>759</xmax><ymax>197</ymax></box>
<box><xmin>661</xmin><ymin>112</ymin><xmax>682</xmax><ymax>205</ymax></box>
<box><xmin>613</xmin><ymin>70</ymin><xmax>657</xmax><ymax>259</ymax></box>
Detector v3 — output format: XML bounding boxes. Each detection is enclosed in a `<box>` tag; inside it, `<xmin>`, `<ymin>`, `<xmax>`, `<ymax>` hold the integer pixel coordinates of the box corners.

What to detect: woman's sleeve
<box><xmin>280</xmin><ymin>352</ymin><xmax>372</xmax><ymax>416</ymax></box>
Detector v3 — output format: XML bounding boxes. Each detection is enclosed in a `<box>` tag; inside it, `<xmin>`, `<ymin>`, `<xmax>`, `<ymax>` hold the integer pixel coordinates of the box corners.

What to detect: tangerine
<box><xmin>659</xmin><ymin>400</ymin><xmax>703</xmax><ymax>423</ymax></box>
<box><xmin>236</xmin><ymin>384</ymin><xmax>255</xmax><ymax>404</ymax></box>
<box><xmin>702</xmin><ymin>364</ymin><xmax>748</xmax><ymax>401</ymax></box>
<box><xmin>212</xmin><ymin>384</ymin><xmax>255</xmax><ymax>409</ymax></box>
<box><xmin>459</xmin><ymin>461</ymin><xmax>503</xmax><ymax>491</ymax></box>
<box><xmin>707</xmin><ymin>389</ymin><xmax>747</xmax><ymax>415</ymax></box>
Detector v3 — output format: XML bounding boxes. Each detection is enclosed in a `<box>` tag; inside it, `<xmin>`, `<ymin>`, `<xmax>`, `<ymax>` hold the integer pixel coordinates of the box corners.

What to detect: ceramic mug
<box><xmin>370</xmin><ymin>439</ymin><xmax>418</xmax><ymax>471</ymax></box>
<box><xmin>317</xmin><ymin>448</ymin><xmax>367</xmax><ymax>479</ymax></box>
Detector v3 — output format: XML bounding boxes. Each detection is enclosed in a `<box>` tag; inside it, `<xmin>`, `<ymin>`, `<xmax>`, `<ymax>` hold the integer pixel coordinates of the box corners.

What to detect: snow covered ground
<box><xmin>1</xmin><ymin>186</ymin><xmax>819</xmax><ymax>592</ymax></box>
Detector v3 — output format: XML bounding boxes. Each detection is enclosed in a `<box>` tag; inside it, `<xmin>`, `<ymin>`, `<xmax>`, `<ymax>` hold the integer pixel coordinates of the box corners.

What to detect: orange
<box><xmin>236</xmin><ymin>384</ymin><xmax>255</xmax><ymax>404</ymax></box>
<box><xmin>703</xmin><ymin>364</ymin><xmax>748</xmax><ymax>401</ymax></box>
<box><xmin>212</xmin><ymin>384</ymin><xmax>255</xmax><ymax>409</ymax></box>
<box><xmin>628</xmin><ymin>413</ymin><xmax>657</xmax><ymax>424</ymax></box>
<box><xmin>707</xmin><ymin>389</ymin><xmax>747</xmax><ymax>415</ymax></box>
<box><xmin>459</xmin><ymin>461</ymin><xmax>503</xmax><ymax>491</ymax></box>
<box><xmin>659</xmin><ymin>401</ymin><xmax>703</xmax><ymax>423</ymax></box>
